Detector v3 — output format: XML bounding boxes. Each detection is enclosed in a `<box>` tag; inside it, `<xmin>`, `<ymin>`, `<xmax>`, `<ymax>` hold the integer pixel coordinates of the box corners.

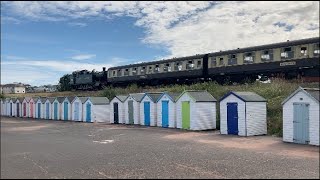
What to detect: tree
<box><xmin>57</xmin><ymin>74</ymin><xmax>71</xmax><ymax>91</ymax></box>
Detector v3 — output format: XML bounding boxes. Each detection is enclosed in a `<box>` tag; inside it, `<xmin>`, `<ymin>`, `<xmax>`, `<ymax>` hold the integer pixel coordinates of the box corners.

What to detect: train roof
<box><xmin>208</xmin><ymin>37</ymin><xmax>319</xmax><ymax>57</ymax></box>
<box><xmin>108</xmin><ymin>54</ymin><xmax>206</xmax><ymax>70</ymax></box>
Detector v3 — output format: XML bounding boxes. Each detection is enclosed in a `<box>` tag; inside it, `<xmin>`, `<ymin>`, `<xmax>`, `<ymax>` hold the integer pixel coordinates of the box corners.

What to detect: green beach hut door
<box><xmin>182</xmin><ymin>101</ymin><xmax>190</xmax><ymax>129</ymax></box>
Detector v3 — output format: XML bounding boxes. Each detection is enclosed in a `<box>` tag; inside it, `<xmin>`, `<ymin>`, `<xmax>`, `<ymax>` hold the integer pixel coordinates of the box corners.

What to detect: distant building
<box><xmin>1</xmin><ymin>83</ymin><xmax>26</xmax><ymax>94</ymax></box>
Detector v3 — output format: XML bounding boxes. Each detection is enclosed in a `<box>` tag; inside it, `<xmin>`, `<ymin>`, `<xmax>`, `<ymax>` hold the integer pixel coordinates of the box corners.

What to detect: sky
<box><xmin>1</xmin><ymin>1</ymin><xmax>319</xmax><ymax>86</ymax></box>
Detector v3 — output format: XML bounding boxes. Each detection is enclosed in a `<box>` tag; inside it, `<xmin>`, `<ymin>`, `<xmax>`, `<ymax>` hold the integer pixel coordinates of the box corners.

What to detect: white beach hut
<box><xmin>140</xmin><ymin>92</ymin><xmax>163</xmax><ymax>126</ymax></box>
<box><xmin>71</xmin><ymin>97</ymin><xmax>88</xmax><ymax>122</ymax></box>
<box><xmin>176</xmin><ymin>90</ymin><xmax>217</xmax><ymax>130</ymax></box>
<box><xmin>282</xmin><ymin>87</ymin><xmax>319</xmax><ymax>146</ymax></box>
<box><xmin>110</xmin><ymin>95</ymin><xmax>128</xmax><ymax>124</ymax></box>
<box><xmin>83</xmin><ymin>97</ymin><xmax>110</xmax><ymax>123</ymax></box>
<box><xmin>219</xmin><ymin>91</ymin><xmax>267</xmax><ymax>136</ymax></box>
<box><xmin>6</xmin><ymin>98</ymin><xmax>11</xmax><ymax>117</ymax></box>
<box><xmin>44</xmin><ymin>97</ymin><xmax>55</xmax><ymax>120</ymax></box>
<box><xmin>61</xmin><ymin>96</ymin><xmax>74</xmax><ymax>121</ymax></box>
<box><xmin>22</xmin><ymin>97</ymin><xmax>31</xmax><ymax>118</ymax></box>
<box><xmin>156</xmin><ymin>92</ymin><xmax>180</xmax><ymax>128</ymax></box>
<box><xmin>52</xmin><ymin>97</ymin><xmax>65</xmax><ymax>120</ymax></box>
<box><xmin>10</xmin><ymin>98</ymin><xmax>17</xmax><ymax>117</ymax></box>
<box><xmin>124</xmin><ymin>93</ymin><xmax>144</xmax><ymax>125</ymax></box>
<box><xmin>29</xmin><ymin>97</ymin><xmax>37</xmax><ymax>118</ymax></box>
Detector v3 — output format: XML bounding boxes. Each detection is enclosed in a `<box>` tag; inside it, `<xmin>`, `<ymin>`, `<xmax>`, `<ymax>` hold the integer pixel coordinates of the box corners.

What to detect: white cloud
<box><xmin>1</xmin><ymin>16</ymin><xmax>21</xmax><ymax>24</ymax></box>
<box><xmin>2</xmin><ymin>1</ymin><xmax>319</xmax><ymax>58</ymax></box>
<box><xmin>68</xmin><ymin>22</ymin><xmax>87</xmax><ymax>27</ymax></box>
<box><xmin>71</xmin><ymin>54</ymin><xmax>96</xmax><ymax>60</ymax></box>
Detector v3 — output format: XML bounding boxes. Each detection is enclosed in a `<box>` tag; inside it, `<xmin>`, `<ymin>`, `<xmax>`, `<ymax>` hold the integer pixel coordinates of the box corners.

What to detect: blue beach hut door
<box><xmin>144</xmin><ymin>102</ymin><xmax>150</xmax><ymax>126</ymax></box>
<box><xmin>162</xmin><ymin>101</ymin><xmax>169</xmax><ymax>128</ymax></box>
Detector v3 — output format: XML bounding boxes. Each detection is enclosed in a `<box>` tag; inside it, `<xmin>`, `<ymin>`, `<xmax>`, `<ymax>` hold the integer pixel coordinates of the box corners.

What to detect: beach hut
<box><xmin>124</xmin><ymin>93</ymin><xmax>144</xmax><ymax>125</ymax></box>
<box><xmin>44</xmin><ymin>97</ymin><xmax>55</xmax><ymax>120</ymax></box>
<box><xmin>62</xmin><ymin>96</ymin><xmax>74</xmax><ymax>121</ymax></box>
<box><xmin>52</xmin><ymin>97</ymin><xmax>65</xmax><ymax>120</ymax></box>
<box><xmin>35</xmin><ymin>97</ymin><xmax>42</xmax><ymax>118</ymax></box>
<box><xmin>282</xmin><ymin>87</ymin><xmax>319</xmax><ymax>146</ymax></box>
<box><xmin>156</xmin><ymin>92</ymin><xmax>180</xmax><ymax>128</ymax></box>
<box><xmin>110</xmin><ymin>95</ymin><xmax>128</xmax><ymax>124</ymax></box>
<box><xmin>9</xmin><ymin>98</ymin><xmax>17</xmax><ymax>117</ymax></box>
<box><xmin>40</xmin><ymin>97</ymin><xmax>47</xmax><ymax>119</ymax></box>
<box><xmin>0</xmin><ymin>98</ymin><xmax>4</xmax><ymax>116</ymax></box>
<box><xmin>35</xmin><ymin>97</ymin><xmax>46</xmax><ymax>119</ymax></box>
<box><xmin>140</xmin><ymin>92</ymin><xmax>163</xmax><ymax>126</ymax></box>
<box><xmin>29</xmin><ymin>97</ymin><xmax>37</xmax><ymax>118</ymax></box>
<box><xmin>71</xmin><ymin>97</ymin><xmax>88</xmax><ymax>122</ymax></box>
<box><xmin>219</xmin><ymin>91</ymin><xmax>267</xmax><ymax>136</ymax></box>
<box><xmin>176</xmin><ymin>90</ymin><xmax>217</xmax><ymax>130</ymax></box>
<box><xmin>6</xmin><ymin>98</ymin><xmax>11</xmax><ymax>116</ymax></box>
<box><xmin>22</xmin><ymin>97</ymin><xmax>31</xmax><ymax>118</ymax></box>
<box><xmin>15</xmin><ymin>97</ymin><xmax>24</xmax><ymax>118</ymax></box>
<box><xmin>83</xmin><ymin>97</ymin><xmax>110</xmax><ymax>123</ymax></box>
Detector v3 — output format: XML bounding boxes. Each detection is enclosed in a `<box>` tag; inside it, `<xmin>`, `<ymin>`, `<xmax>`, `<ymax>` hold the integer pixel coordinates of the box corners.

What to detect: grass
<box><xmin>2</xmin><ymin>79</ymin><xmax>318</xmax><ymax>136</ymax></box>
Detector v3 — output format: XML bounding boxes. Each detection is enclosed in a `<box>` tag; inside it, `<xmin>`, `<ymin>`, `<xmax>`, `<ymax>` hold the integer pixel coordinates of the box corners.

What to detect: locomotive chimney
<box><xmin>103</xmin><ymin>67</ymin><xmax>106</xmax><ymax>71</ymax></box>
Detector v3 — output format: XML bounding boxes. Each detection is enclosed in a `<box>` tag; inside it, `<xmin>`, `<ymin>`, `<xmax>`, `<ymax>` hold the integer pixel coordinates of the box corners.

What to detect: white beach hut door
<box><xmin>293</xmin><ymin>103</ymin><xmax>309</xmax><ymax>144</ymax></box>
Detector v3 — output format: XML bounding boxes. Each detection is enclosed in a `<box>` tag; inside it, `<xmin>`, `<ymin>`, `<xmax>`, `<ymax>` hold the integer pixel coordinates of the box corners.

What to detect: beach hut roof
<box><xmin>88</xmin><ymin>97</ymin><xmax>110</xmax><ymax>105</ymax></box>
<box><xmin>114</xmin><ymin>95</ymin><xmax>128</xmax><ymax>102</ymax></box>
<box><xmin>47</xmin><ymin>97</ymin><xmax>56</xmax><ymax>103</ymax></box>
<box><xmin>177</xmin><ymin>90</ymin><xmax>217</xmax><ymax>102</ymax></box>
<box><xmin>156</xmin><ymin>92</ymin><xmax>181</xmax><ymax>102</ymax></box>
<box><xmin>220</xmin><ymin>91</ymin><xmax>266</xmax><ymax>102</ymax></box>
<box><xmin>282</xmin><ymin>87</ymin><xmax>319</xmax><ymax>105</ymax></box>
<box><xmin>128</xmin><ymin>93</ymin><xmax>145</xmax><ymax>102</ymax></box>
<box><xmin>56</xmin><ymin>96</ymin><xmax>65</xmax><ymax>103</ymax></box>
<box><xmin>142</xmin><ymin>92</ymin><xmax>163</xmax><ymax>102</ymax></box>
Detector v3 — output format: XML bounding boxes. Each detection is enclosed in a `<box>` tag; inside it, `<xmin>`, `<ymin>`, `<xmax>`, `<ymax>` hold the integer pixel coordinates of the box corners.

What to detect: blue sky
<box><xmin>1</xmin><ymin>1</ymin><xmax>319</xmax><ymax>86</ymax></box>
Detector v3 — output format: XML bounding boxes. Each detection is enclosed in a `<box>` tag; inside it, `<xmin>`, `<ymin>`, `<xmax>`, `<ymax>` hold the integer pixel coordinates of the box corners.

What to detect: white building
<box><xmin>1</xmin><ymin>84</ymin><xmax>26</xmax><ymax>94</ymax></box>
<box><xmin>282</xmin><ymin>87</ymin><xmax>319</xmax><ymax>146</ymax></box>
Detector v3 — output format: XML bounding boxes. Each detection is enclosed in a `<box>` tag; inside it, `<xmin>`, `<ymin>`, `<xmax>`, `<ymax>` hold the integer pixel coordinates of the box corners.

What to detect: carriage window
<box><xmin>281</xmin><ymin>47</ymin><xmax>294</xmax><ymax>59</ymax></box>
<box><xmin>219</xmin><ymin>57</ymin><xmax>224</xmax><ymax>65</ymax></box>
<box><xmin>228</xmin><ymin>54</ymin><xmax>237</xmax><ymax>65</ymax></box>
<box><xmin>112</xmin><ymin>70</ymin><xmax>116</xmax><ymax>76</ymax></box>
<box><xmin>261</xmin><ymin>50</ymin><xmax>273</xmax><ymax>61</ymax></box>
<box><xmin>300</xmin><ymin>47</ymin><xmax>307</xmax><ymax>56</ymax></box>
<box><xmin>197</xmin><ymin>60</ymin><xmax>202</xmax><ymax>68</ymax></box>
<box><xmin>124</xmin><ymin>69</ymin><xmax>129</xmax><ymax>76</ymax></box>
<box><xmin>117</xmin><ymin>69</ymin><xmax>122</xmax><ymax>76</ymax></box>
<box><xmin>186</xmin><ymin>60</ymin><xmax>194</xmax><ymax>69</ymax></box>
<box><xmin>314</xmin><ymin>43</ymin><xmax>320</xmax><ymax>55</ymax></box>
<box><xmin>244</xmin><ymin>52</ymin><xmax>254</xmax><ymax>63</ymax></box>
<box><xmin>163</xmin><ymin>63</ymin><xmax>171</xmax><ymax>72</ymax></box>
<box><xmin>154</xmin><ymin>64</ymin><xmax>160</xmax><ymax>73</ymax></box>
<box><xmin>211</xmin><ymin>58</ymin><xmax>216</xmax><ymax>67</ymax></box>
<box><xmin>140</xmin><ymin>66</ymin><xmax>146</xmax><ymax>75</ymax></box>
<box><xmin>132</xmin><ymin>67</ymin><xmax>137</xmax><ymax>75</ymax></box>
<box><xmin>148</xmin><ymin>66</ymin><xmax>153</xmax><ymax>73</ymax></box>
<box><xmin>175</xmin><ymin>62</ymin><xmax>182</xmax><ymax>71</ymax></box>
